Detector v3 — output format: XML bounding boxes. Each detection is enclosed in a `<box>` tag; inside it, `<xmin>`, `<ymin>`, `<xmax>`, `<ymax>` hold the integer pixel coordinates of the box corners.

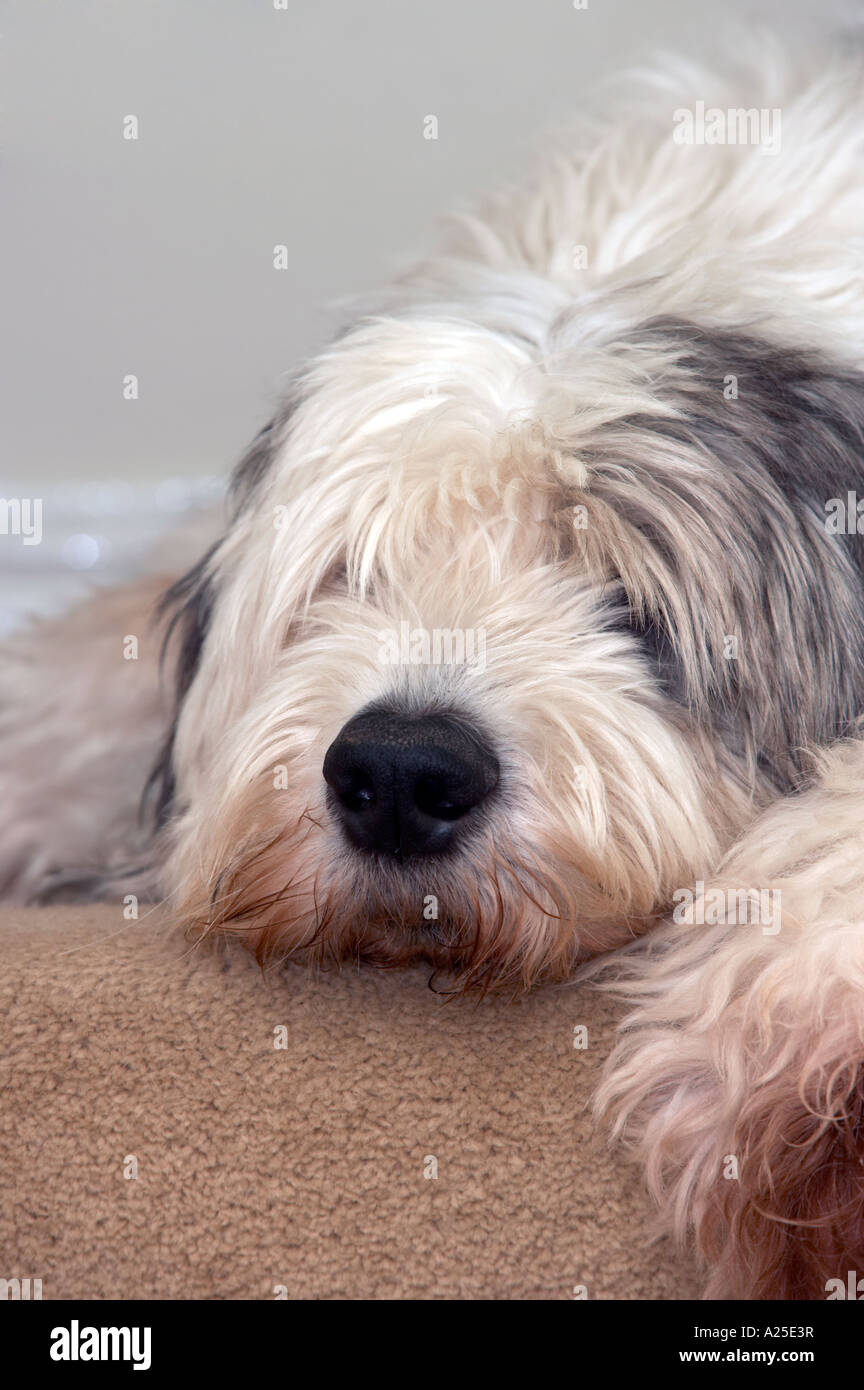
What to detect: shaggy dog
<box><xmin>4</xmin><ymin>41</ymin><xmax>864</xmax><ymax>1300</ymax></box>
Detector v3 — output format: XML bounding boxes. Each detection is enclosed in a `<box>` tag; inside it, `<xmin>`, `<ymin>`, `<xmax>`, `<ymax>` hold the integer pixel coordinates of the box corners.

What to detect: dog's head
<box><xmin>155</xmin><ymin>309</ymin><xmax>864</xmax><ymax>990</ymax></box>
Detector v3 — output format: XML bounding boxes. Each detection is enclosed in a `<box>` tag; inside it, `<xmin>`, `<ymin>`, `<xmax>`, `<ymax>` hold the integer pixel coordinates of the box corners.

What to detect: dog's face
<box><xmin>157</xmin><ymin>309</ymin><xmax>864</xmax><ymax>990</ymax></box>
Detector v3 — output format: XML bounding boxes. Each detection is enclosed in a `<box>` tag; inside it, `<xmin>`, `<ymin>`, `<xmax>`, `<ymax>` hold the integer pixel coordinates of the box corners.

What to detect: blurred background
<box><xmin>1</xmin><ymin>0</ymin><xmax>855</xmax><ymax>630</ymax></box>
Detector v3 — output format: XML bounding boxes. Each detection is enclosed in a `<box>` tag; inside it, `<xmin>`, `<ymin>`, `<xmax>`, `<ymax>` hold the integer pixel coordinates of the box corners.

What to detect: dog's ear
<box><xmin>145</xmin><ymin>546</ymin><xmax>218</xmax><ymax>826</ymax></box>
<box><xmin>229</xmin><ymin>418</ymin><xmax>280</xmax><ymax>512</ymax></box>
<box><xmin>145</xmin><ymin>401</ymin><xmax>294</xmax><ymax>825</ymax></box>
<box><xmin>579</xmin><ymin>317</ymin><xmax>864</xmax><ymax>787</ymax></box>
<box><xmin>145</xmin><ymin>375</ymin><xmax>311</xmax><ymax>827</ymax></box>
<box><xmin>229</xmin><ymin>376</ymin><xmax>307</xmax><ymax>514</ymax></box>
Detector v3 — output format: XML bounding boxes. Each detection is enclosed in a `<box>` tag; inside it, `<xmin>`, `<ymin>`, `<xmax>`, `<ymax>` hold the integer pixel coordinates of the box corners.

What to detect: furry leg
<box><xmin>596</xmin><ymin>737</ymin><xmax>864</xmax><ymax>1299</ymax></box>
<box><xmin>0</xmin><ymin>577</ymin><xmax>173</xmax><ymax>902</ymax></box>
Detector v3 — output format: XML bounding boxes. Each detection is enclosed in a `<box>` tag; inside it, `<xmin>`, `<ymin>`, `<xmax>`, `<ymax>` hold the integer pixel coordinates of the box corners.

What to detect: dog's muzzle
<box><xmin>323</xmin><ymin>709</ymin><xmax>499</xmax><ymax>861</ymax></box>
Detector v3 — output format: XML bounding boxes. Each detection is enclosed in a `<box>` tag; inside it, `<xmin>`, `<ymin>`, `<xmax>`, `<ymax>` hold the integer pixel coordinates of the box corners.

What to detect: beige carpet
<box><xmin>0</xmin><ymin>905</ymin><xmax>700</xmax><ymax>1300</ymax></box>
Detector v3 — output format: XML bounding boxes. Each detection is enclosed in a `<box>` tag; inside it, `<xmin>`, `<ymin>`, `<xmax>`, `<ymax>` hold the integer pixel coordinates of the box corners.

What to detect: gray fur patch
<box><xmin>600</xmin><ymin>317</ymin><xmax>864</xmax><ymax>787</ymax></box>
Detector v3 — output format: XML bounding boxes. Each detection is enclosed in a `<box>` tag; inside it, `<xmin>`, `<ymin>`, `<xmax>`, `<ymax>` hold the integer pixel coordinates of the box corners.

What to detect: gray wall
<box><xmin>4</xmin><ymin>0</ymin><xmax>852</xmax><ymax>488</ymax></box>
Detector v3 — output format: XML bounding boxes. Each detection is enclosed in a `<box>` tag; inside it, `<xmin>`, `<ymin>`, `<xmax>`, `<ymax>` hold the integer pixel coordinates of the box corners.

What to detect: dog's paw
<box><xmin>597</xmin><ymin>740</ymin><xmax>864</xmax><ymax>1298</ymax></box>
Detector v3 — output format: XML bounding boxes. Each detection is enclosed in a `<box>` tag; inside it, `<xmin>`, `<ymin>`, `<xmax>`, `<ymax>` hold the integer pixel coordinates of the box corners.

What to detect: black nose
<box><xmin>323</xmin><ymin>710</ymin><xmax>499</xmax><ymax>860</ymax></box>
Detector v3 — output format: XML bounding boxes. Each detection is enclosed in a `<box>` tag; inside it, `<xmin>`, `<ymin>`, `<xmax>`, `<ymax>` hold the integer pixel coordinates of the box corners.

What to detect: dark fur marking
<box><xmin>229</xmin><ymin>420</ymin><xmax>278</xmax><ymax>510</ymax></box>
<box><xmin>229</xmin><ymin>377</ymin><xmax>306</xmax><ymax>513</ymax></box>
<box><xmin>143</xmin><ymin>545</ymin><xmax>219</xmax><ymax>828</ymax></box>
<box><xmin>606</xmin><ymin>317</ymin><xmax>864</xmax><ymax>785</ymax></box>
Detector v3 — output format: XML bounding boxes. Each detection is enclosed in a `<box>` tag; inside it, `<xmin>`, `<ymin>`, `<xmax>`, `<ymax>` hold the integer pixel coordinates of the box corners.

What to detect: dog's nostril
<box><xmin>413</xmin><ymin>774</ymin><xmax>469</xmax><ymax>822</ymax></box>
<box><xmin>323</xmin><ymin>710</ymin><xmax>499</xmax><ymax>860</ymax></box>
<box><xmin>338</xmin><ymin>776</ymin><xmax>376</xmax><ymax>813</ymax></box>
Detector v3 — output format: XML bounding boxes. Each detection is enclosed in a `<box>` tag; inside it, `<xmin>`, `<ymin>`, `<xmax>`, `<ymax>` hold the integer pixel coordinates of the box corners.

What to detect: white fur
<box><xmin>4</xmin><ymin>37</ymin><xmax>864</xmax><ymax>1296</ymax></box>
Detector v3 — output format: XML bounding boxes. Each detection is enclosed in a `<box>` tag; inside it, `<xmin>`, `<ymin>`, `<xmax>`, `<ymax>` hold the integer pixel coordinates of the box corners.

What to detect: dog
<box><xmin>4</xmin><ymin>38</ymin><xmax>864</xmax><ymax>1300</ymax></box>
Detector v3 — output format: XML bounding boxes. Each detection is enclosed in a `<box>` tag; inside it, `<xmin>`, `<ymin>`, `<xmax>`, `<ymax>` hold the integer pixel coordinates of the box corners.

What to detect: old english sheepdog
<box><xmin>4</xmin><ymin>41</ymin><xmax>864</xmax><ymax>1300</ymax></box>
